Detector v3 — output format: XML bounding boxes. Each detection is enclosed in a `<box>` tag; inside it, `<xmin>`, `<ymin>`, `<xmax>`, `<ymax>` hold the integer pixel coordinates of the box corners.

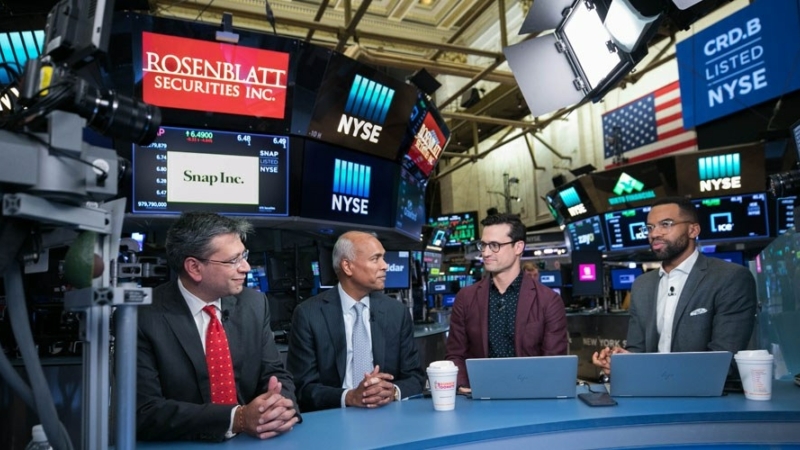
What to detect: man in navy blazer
<box><xmin>286</xmin><ymin>231</ymin><xmax>425</xmax><ymax>412</ymax></box>
<box><xmin>593</xmin><ymin>197</ymin><xmax>757</xmax><ymax>374</ymax></box>
<box><xmin>445</xmin><ymin>214</ymin><xmax>568</xmax><ymax>392</ymax></box>
<box><xmin>137</xmin><ymin>212</ymin><xmax>299</xmax><ymax>441</ymax></box>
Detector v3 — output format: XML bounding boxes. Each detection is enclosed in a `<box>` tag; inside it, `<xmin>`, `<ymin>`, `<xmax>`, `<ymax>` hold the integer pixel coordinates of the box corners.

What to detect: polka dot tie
<box><xmin>352</xmin><ymin>302</ymin><xmax>373</xmax><ymax>387</ymax></box>
<box><xmin>203</xmin><ymin>305</ymin><xmax>237</xmax><ymax>404</ymax></box>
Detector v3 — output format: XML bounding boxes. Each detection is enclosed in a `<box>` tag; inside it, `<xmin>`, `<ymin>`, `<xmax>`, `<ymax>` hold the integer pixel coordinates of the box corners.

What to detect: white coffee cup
<box><xmin>427</xmin><ymin>360</ymin><xmax>458</xmax><ymax>411</ymax></box>
<box><xmin>734</xmin><ymin>350</ymin><xmax>774</xmax><ymax>401</ymax></box>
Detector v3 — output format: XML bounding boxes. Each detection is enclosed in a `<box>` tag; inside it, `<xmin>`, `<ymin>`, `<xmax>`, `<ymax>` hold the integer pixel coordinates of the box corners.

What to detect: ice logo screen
<box><xmin>559</xmin><ymin>187</ymin><xmax>587</xmax><ymax>217</ymax></box>
<box><xmin>337</xmin><ymin>75</ymin><xmax>395</xmax><ymax>143</ymax></box>
<box><xmin>698</xmin><ymin>153</ymin><xmax>741</xmax><ymax>192</ymax></box>
<box><xmin>630</xmin><ymin>221</ymin><xmax>647</xmax><ymax>240</ymax></box>
<box><xmin>579</xmin><ymin>264</ymin><xmax>597</xmax><ymax>281</ymax></box>
<box><xmin>331</xmin><ymin>159</ymin><xmax>371</xmax><ymax>215</ymax></box>
<box><xmin>710</xmin><ymin>212</ymin><xmax>734</xmax><ymax>232</ymax></box>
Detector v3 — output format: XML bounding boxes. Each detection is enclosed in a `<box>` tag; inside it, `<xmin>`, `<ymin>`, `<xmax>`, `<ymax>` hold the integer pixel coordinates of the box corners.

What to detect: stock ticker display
<box><xmin>604</xmin><ymin>206</ymin><xmax>652</xmax><ymax>252</ymax></box>
<box><xmin>566</xmin><ymin>215</ymin><xmax>608</xmax><ymax>252</ymax></box>
<box><xmin>693</xmin><ymin>193</ymin><xmax>770</xmax><ymax>242</ymax></box>
<box><xmin>131</xmin><ymin>126</ymin><xmax>289</xmax><ymax>215</ymax></box>
<box><xmin>427</xmin><ymin>212</ymin><xmax>479</xmax><ymax>248</ymax></box>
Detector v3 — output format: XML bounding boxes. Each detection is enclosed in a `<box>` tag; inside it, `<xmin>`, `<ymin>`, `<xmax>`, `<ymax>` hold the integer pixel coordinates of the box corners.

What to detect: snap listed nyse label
<box><xmin>141</xmin><ymin>32</ymin><xmax>289</xmax><ymax>118</ymax></box>
<box><xmin>331</xmin><ymin>159</ymin><xmax>371</xmax><ymax>215</ymax></box>
<box><xmin>337</xmin><ymin>75</ymin><xmax>394</xmax><ymax>143</ymax></box>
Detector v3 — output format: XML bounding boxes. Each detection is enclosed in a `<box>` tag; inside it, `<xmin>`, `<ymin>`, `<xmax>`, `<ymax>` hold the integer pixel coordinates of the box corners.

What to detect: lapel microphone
<box><xmin>222</xmin><ymin>310</ymin><xmax>230</xmax><ymax>321</ymax></box>
<box><xmin>667</xmin><ymin>286</ymin><xmax>676</xmax><ymax>296</ymax></box>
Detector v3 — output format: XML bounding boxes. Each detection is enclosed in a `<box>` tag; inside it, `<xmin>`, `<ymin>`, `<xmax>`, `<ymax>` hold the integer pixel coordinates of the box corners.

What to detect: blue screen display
<box><xmin>610</xmin><ymin>268</ymin><xmax>643</xmax><ymax>290</ymax></box>
<box><xmin>384</xmin><ymin>250</ymin><xmax>410</xmax><ymax>289</ymax></box>
<box><xmin>442</xmin><ymin>294</ymin><xmax>456</xmax><ymax>308</ymax></box>
<box><xmin>538</xmin><ymin>270</ymin><xmax>563</xmax><ymax>287</ymax></box>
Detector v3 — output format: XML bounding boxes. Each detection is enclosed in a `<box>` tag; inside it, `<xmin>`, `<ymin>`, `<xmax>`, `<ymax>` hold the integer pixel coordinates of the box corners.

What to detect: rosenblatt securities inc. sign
<box><xmin>141</xmin><ymin>32</ymin><xmax>289</xmax><ymax>119</ymax></box>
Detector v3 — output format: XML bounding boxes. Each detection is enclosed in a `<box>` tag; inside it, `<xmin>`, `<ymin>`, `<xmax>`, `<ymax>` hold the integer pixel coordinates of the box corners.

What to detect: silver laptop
<box><xmin>610</xmin><ymin>351</ymin><xmax>732</xmax><ymax>397</ymax></box>
<box><xmin>466</xmin><ymin>355</ymin><xmax>578</xmax><ymax>400</ymax></box>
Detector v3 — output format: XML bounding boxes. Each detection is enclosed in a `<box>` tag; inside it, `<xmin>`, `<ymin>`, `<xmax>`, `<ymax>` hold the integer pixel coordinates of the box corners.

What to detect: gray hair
<box><xmin>332</xmin><ymin>231</ymin><xmax>377</xmax><ymax>275</ymax></box>
<box><xmin>165</xmin><ymin>211</ymin><xmax>253</xmax><ymax>274</ymax></box>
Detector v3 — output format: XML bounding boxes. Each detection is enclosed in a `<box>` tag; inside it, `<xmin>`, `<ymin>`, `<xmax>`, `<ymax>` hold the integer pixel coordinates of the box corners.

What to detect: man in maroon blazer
<box><xmin>445</xmin><ymin>213</ymin><xmax>568</xmax><ymax>393</ymax></box>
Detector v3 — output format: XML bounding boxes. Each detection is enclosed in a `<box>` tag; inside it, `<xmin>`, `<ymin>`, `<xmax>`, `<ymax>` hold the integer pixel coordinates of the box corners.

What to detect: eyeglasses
<box><xmin>476</xmin><ymin>241</ymin><xmax>515</xmax><ymax>253</ymax></box>
<box><xmin>192</xmin><ymin>249</ymin><xmax>249</xmax><ymax>269</ymax></box>
<box><xmin>640</xmin><ymin>220</ymin><xmax>693</xmax><ymax>236</ymax></box>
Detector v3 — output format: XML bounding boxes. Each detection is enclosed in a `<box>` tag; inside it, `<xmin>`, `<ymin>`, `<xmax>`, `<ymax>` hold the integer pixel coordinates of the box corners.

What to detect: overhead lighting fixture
<box><xmin>505</xmin><ymin>0</ymin><xmax>663</xmax><ymax>117</ymax></box>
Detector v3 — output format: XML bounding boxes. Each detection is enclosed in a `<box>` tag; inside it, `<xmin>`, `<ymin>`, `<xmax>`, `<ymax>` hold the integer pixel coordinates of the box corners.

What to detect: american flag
<box><xmin>602</xmin><ymin>81</ymin><xmax>697</xmax><ymax>169</ymax></box>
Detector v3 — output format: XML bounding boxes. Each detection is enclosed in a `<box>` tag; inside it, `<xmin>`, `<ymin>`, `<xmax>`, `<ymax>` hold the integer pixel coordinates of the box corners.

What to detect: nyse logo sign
<box><xmin>331</xmin><ymin>159</ymin><xmax>371</xmax><ymax>215</ymax></box>
<box><xmin>699</xmin><ymin>153</ymin><xmax>741</xmax><ymax>192</ymax></box>
<box><xmin>337</xmin><ymin>75</ymin><xmax>394</xmax><ymax>143</ymax></box>
<box><xmin>559</xmin><ymin>187</ymin><xmax>587</xmax><ymax>217</ymax></box>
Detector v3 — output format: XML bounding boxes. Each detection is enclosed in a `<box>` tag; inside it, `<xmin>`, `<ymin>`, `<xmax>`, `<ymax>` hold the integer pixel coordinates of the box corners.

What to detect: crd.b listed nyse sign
<box><xmin>677</xmin><ymin>0</ymin><xmax>800</xmax><ymax>128</ymax></box>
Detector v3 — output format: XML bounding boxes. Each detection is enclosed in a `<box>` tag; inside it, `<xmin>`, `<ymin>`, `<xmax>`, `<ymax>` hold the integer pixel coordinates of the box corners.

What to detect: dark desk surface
<box><xmin>137</xmin><ymin>381</ymin><xmax>800</xmax><ymax>449</ymax></box>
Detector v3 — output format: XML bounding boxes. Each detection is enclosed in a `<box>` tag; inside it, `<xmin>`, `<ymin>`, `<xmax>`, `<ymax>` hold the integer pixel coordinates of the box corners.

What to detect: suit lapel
<box><xmin>672</xmin><ymin>254</ymin><xmax>707</xmax><ymax>337</ymax></box>
<box><xmin>645</xmin><ymin>273</ymin><xmax>661</xmax><ymax>351</ymax></box>
<box><xmin>161</xmin><ymin>285</ymin><xmax>210</xmax><ymax>400</ymax></box>
<box><xmin>321</xmin><ymin>290</ymin><xmax>347</xmax><ymax>382</ymax></box>
<box><xmin>514</xmin><ymin>276</ymin><xmax>535</xmax><ymax>355</ymax></box>
<box><xmin>476</xmin><ymin>278</ymin><xmax>490</xmax><ymax>357</ymax></box>
<box><xmin>369</xmin><ymin>295</ymin><xmax>386</xmax><ymax>369</ymax></box>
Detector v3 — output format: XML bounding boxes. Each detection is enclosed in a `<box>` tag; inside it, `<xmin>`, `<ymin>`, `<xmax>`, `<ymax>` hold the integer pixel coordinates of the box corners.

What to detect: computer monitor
<box><xmin>571</xmin><ymin>251</ymin><xmax>605</xmax><ymax>297</ymax></box>
<box><xmin>442</xmin><ymin>294</ymin><xmax>457</xmax><ymax>308</ymax></box>
<box><xmin>538</xmin><ymin>270</ymin><xmax>563</xmax><ymax>287</ymax></box>
<box><xmin>610</xmin><ymin>268</ymin><xmax>643</xmax><ymax>291</ymax></box>
<box><xmin>384</xmin><ymin>251</ymin><xmax>411</xmax><ymax>290</ymax></box>
<box><xmin>566</xmin><ymin>215</ymin><xmax>607</xmax><ymax>252</ymax></box>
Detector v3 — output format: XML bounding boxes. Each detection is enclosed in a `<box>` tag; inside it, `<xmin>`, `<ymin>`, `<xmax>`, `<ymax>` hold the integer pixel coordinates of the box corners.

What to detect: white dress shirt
<box><xmin>657</xmin><ymin>250</ymin><xmax>699</xmax><ymax>353</ymax></box>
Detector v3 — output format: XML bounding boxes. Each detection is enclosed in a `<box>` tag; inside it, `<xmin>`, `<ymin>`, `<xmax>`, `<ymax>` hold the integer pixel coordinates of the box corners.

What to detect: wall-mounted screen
<box><xmin>399</xmin><ymin>93</ymin><xmax>450</xmax><ymax>183</ymax></box>
<box><xmin>131</xmin><ymin>126</ymin><xmax>289</xmax><ymax>215</ymax></box>
<box><xmin>442</xmin><ymin>294</ymin><xmax>457</xmax><ymax>308</ymax></box>
<box><xmin>394</xmin><ymin>168</ymin><xmax>426</xmax><ymax>240</ymax></box>
<box><xmin>707</xmin><ymin>251</ymin><xmax>745</xmax><ymax>266</ymax></box>
<box><xmin>300</xmin><ymin>140</ymin><xmax>397</xmax><ymax>227</ymax></box>
<box><xmin>140</xmin><ymin>31</ymin><xmax>290</xmax><ymax>119</ymax></box>
<box><xmin>571</xmin><ymin>251</ymin><xmax>605</xmax><ymax>297</ymax></box>
<box><xmin>604</xmin><ymin>206</ymin><xmax>651</xmax><ymax>251</ymax></box>
<box><xmin>426</xmin><ymin>211</ymin><xmax>479</xmax><ymax>248</ymax></box>
<box><xmin>775</xmin><ymin>196</ymin><xmax>797</xmax><ymax>235</ymax></box>
<box><xmin>692</xmin><ymin>193</ymin><xmax>770</xmax><ymax>242</ymax></box>
<box><xmin>610</xmin><ymin>268</ymin><xmax>643</xmax><ymax>290</ymax></box>
<box><xmin>538</xmin><ymin>270</ymin><xmax>563</xmax><ymax>287</ymax></box>
<box><xmin>306</xmin><ymin>52</ymin><xmax>418</xmax><ymax>160</ymax></box>
<box><xmin>384</xmin><ymin>250</ymin><xmax>411</xmax><ymax>290</ymax></box>
<box><xmin>566</xmin><ymin>215</ymin><xmax>607</xmax><ymax>252</ymax></box>
<box><xmin>547</xmin><ymin>177</ymin><xmax>599</xmax><ymax>223</ymax></box>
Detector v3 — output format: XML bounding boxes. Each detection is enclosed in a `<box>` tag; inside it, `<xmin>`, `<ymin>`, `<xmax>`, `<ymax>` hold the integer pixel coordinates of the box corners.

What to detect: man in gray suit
<box><xmin>593</xmin><ymin>197</ymin><xmax>757</xmax><ymax>374</ymax></box>
<box><xmin>286</xmin><ymin>231</ymin><xmax>425</xmax><ymax>412</ymax></box>
<box><xmin>137</xmin><ymin>212</ymin><xmax>299</xmax><ymax>441</ymax></box>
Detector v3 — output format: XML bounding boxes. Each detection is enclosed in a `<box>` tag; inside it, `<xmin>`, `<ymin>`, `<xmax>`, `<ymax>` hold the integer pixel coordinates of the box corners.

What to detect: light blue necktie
<box><xmin>352</xmin><ymin>302</ymin><xmax>373</xmax><ymax>387</ymax></box>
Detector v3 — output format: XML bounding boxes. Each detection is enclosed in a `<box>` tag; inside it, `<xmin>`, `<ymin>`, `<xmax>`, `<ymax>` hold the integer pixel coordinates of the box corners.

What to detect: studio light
<box><xmin>604</xmin><ymin>0</ymin><xmax>662</xmax><ymax>53</ymax></box>
<box><xmin>505</xmin><ymin>0</ymin><xmax>663</xmax><ymax>117</ymax></box>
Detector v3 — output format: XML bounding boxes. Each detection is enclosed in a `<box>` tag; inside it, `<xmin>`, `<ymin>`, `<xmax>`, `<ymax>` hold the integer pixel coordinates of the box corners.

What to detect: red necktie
<box><xmin>203</xmin><ymin>305</ymin><xmax>237</xmax><ymax>404</ymax></box>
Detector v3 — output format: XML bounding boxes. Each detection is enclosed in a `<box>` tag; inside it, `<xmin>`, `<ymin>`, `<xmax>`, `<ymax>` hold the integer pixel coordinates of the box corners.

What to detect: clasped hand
<box><xmin>591</xmin><ymin>346</ymin><xmax>628</xmax><ymax>375</ymax></box>
<box><xmin>346</xmin><ymin>365</ymin><xmax>396</xmax><ymax>408</ymax></box>
<box><xmin>240</xmin><ymin>376</ymin><xmax>299</xmax><ymax>440</ymax></box>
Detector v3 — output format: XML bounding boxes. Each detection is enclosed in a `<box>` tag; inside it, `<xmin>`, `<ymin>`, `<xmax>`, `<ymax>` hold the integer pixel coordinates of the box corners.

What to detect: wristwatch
<box><xmin>393</xmin><ymin>385</ymin><xmax>400</xmax><ymax>401</ymax></box>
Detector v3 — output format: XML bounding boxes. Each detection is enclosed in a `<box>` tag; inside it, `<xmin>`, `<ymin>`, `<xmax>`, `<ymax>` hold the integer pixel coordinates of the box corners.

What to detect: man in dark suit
<box><xmin>593</xmin><ymin>197</ymin><xmax>757</xmax><ymax>374</ymax></box>
<box><xmin>137</xmin><ymin>212</ymin><xmax>299</xmax><ymax>441</ymax></box>
<box><xmin>286</xmin><ymin>231</ymin><xmax>425</xmax><ymax>412</ymax></box>
<box><xmin>445</xmin><ymin>214</ymin><xmax>568</xmax><ymax>393</ymax></box>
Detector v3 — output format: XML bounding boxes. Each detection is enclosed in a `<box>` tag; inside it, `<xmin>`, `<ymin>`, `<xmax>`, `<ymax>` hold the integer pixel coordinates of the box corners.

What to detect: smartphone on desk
<box><xmin>578</xmin><ymin>392</ymin><xmax>617</xmax><ymax>407</ymax></box>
